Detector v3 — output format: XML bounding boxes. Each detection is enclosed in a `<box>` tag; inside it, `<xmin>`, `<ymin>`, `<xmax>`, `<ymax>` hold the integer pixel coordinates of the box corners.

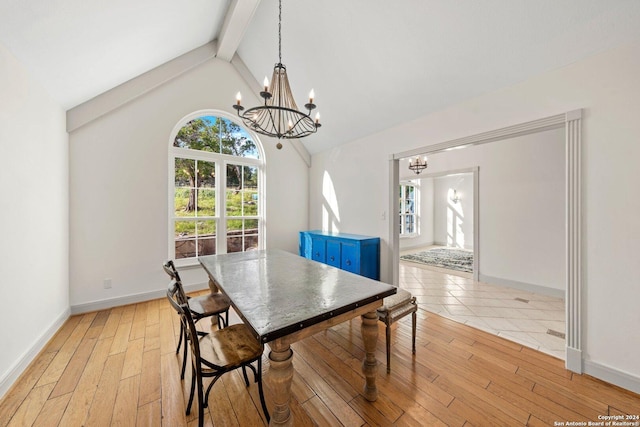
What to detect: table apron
<box><xmin>268</xmin><ymin>300</ymin><xmax>383</xmax><ymax>348</ymax></box>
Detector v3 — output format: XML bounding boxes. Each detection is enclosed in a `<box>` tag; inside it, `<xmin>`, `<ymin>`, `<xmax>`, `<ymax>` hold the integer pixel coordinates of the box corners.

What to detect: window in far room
<box><xmin>399</xmin><ymin>182</ymin><xmax>418</xmax><ymax>236</ymax></box>
<box><xmin>169</xmin><ymin>114</ymin><xmax>264</xmax><ymax>265</ymax></box>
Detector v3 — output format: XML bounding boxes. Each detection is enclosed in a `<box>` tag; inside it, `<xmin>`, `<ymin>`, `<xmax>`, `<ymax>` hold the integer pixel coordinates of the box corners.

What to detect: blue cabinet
<box><xmin>299</xmin><ymin>231</ymin><xmax>380</xmax><ymax>280</ymax></box>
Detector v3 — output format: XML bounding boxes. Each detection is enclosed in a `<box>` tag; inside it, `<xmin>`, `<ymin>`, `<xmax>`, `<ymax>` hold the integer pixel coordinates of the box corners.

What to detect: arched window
<box><xmin>169</xmin><ymin>112</ymin><xmax>264</xmax><ymax>265</ymax></box>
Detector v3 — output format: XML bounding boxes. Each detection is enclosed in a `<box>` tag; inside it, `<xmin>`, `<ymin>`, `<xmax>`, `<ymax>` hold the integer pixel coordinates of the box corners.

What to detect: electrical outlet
<box><xmin>103</xmin><ymin>278</ymin><xmax>112</xmax><ymax>289</ymax></box>
<box><xmin>381</xmin><ymin>211</ymin><xmax>386</xmax><ymax>220</ymax></box>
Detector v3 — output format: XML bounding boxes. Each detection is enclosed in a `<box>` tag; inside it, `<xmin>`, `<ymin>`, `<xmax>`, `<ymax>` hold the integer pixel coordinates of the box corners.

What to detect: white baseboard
<box><xmin>584</xmin><ymin>359</ymin><xmax>640</xmax><ymax>395</ymax></box>
<box><xmin>399</xmin><ymin>240</ymin><xmax>434</xmax><ymax>252</ymax></box>
<box><xmin>70</xmin><ymin>282</ymin><xmax>210</xmax><ymax>315</ymax></box>
<box><xmin>0</xmin><ymin>307</ymin><xmax>71</xmax><ymax>399</ymax></box>
<box><xmin>478</xmin><ymin>274</ymin><xmax>565</xmax><ymax>299</ymax></box>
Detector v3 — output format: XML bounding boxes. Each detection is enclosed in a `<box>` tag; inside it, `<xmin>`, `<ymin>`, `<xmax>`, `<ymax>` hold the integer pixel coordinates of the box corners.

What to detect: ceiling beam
<box><xmin>66</xmin><ymin>41</ymin><xmax>218</xmax><ymax>132</ymax></box>
<box><xmin>216</xmin><ymin>0</ymin><xmax>261</xmax><ymax>62</ymax></box>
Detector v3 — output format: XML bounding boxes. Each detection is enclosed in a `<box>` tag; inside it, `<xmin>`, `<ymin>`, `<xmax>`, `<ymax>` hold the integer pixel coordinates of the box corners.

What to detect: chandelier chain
<box><xmin>278</xmin><ymin>0</ymin><xmax>282</xmax><ymax>64</ymax></box>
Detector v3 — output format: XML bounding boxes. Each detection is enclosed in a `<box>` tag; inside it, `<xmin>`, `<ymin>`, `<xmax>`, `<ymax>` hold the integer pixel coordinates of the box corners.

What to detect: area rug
<box><xmin>400</xmin><ymin>247</ymin><xmax>473</xmax><ymax>273</ymax></box>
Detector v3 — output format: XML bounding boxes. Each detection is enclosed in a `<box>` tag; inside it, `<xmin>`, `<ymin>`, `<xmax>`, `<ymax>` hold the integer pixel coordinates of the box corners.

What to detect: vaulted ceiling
<box><xmin>2</xmin><ymin>0</ymin><xmax>640</xmax><ymax>154</ymax></box>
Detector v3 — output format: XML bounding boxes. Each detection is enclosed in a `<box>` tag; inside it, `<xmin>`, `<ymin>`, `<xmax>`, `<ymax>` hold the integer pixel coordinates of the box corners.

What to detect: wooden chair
<box><xmin>167</xmin><ymin>282</ymin><xmax>269</xmax><ymax>426</ymax></box>
<box><xmin>163</xmin><ymin>260</ymin><xmax>231</xmax><ymax>379</ymax></box>
<box><xmin>376</xmin><ymin>288</ymin><xmax>418</xmax><ymax>373</ymax></box>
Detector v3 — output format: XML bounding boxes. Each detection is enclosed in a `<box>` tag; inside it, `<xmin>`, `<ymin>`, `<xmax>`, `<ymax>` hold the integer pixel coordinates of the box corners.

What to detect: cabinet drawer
<box><xmin>310</xmin><ymin>237</ymin><xmax>326</xmax><ymax>262</ymax></box>
<box><xmin>326</xmin><ymin>240</ymin><xmax>341</xmax><ymax>267</ymax></box>
<box><xmin>341</xmin><ymin>242</ymin><xmax>360</xmax><ymax>274</ymax></box>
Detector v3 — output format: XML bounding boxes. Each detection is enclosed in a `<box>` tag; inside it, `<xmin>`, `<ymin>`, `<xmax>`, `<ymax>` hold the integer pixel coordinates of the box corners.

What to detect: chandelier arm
<box><xmin>265</xmin><ymin>105</ymin><xmax>281</xmax><ymax>137</ymax></box>
<box><xmin>289</xmin><ymin>114</ymin><xmax>313</xmax><ymax>134</ymax></box>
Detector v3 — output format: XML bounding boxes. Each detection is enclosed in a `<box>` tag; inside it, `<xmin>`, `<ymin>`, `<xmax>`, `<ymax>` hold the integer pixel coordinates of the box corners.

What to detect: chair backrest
<box><xmin>164</xmin><ymin>261</ymin><xmax>188</xmax><ymax>305</ymax></box>
<box><xmin>166</xmin><ymin>281</ymin><xmax>203</xmax><ymax>366</ymax></box>
<box><xmin>163</xmin><ymin>260</ymin><xmax>182</xmax><ymax>282</ymax></box>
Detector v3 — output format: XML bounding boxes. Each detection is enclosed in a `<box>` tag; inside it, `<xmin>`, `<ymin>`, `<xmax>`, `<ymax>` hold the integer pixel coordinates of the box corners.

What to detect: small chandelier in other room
<box><xmin>408</xmin><ymin>156</ymin><xmax>428</xmax><ymax>174</ymax></box>
<box><xmin>232</xmin><ymin>0</ymin><xmax>320</xmax><ymax>149</ymax></box>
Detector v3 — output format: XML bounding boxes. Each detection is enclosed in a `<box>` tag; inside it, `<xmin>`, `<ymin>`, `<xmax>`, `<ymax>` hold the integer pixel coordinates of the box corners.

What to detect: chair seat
<box><xmin>188</xmin><ymin>293</ymin><xmax>231</xmax><ymax>317</ymax></box>
<box><xmin>378</xmin><ymin>300</ymin><xmax>417</xmax><ymax>323</ymax></box>
<box><xmin>201</xmin><ymin>324</ymin><xmax>263</xmax><ymax>370</ymax></box>
<box><xmin>377</xmin><ymin>288</ymin><xmax>413</xmax><ymax>312</ymax></box>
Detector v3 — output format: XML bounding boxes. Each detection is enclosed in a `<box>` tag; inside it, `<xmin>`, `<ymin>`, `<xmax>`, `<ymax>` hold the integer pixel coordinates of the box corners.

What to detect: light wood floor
<box><xmin>2</xmin><ymin>291</ymin><xmax>639</xmax><ymax>426</ymax></box>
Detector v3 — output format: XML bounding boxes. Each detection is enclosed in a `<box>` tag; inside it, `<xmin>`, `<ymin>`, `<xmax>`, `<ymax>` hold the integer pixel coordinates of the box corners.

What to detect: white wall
<box><xmin>69</xmin><ymin>58</ymin><xmax>308</xmax><ymax>310</ymax></box>
<box><xmin>433</xmin><ymin>173</ymin><xmax>474</xmax><ymax>250</ymax></box>
<box><xmin>422</xmin><ymin>130</ymin><xmax>565</xmax><ymax>291</ymax></box>
<box><xmin>308</xmin><ymin>41</ymin><xmax>640</xmax><ymax>389</ymax></box>
<box><xmin>0</xmin><ymin>42</ymin><xmax>69</xmax><ymax>396</ymax></box>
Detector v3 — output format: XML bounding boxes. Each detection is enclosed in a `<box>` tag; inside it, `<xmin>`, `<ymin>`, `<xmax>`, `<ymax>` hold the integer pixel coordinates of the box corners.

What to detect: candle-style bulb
<box><xmin>288</xmin><ymin>119</ymin><xmax>293</xmax><ymax>130</ymax></box>
<box><xmin>315</xmin><ymin>112</ymin><xmax>320</xmax><ymax>124</ymax></box>
<box><xmin>309</xmin><ymin>89</ymin><xmax>315</xmax><ymax>103</ymax></box>
<box><xmin>236</xmin><ymin>92</ymin><xmax>242</xmax><ymax>105</ymax></box>
<box><xmin>263</xmin><ymin>77</ymin><xmax>269</xmax><ymax>91</ymax></box>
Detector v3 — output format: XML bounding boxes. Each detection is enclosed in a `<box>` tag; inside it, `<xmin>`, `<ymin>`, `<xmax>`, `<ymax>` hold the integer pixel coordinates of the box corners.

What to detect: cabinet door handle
<box><xmin>315</xmin><ymin>252</ymin><xmax>320</xmax><ymax>257</ymax></box>
<box><xmin>345</xmin><ymin>260</ymin><xmax>351</xmax><ymax>266</ymax></box>
<box><xmin>330</xmin><ymin>256</ymin><xmax>335</xmax><ymax>261</ymax></box>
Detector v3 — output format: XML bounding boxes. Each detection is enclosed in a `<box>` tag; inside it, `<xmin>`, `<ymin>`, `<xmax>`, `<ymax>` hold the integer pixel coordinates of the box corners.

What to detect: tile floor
<box><xmin>399</xmin><ymin>259</ymin><xmax>566</xmax><ymax>360</ymax></box>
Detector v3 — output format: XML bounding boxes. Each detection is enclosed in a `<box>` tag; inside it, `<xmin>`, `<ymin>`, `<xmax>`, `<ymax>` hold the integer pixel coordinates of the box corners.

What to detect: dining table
<box><xmin>198</xmin><ymin>248</ymin><xmax>397</xmax><ymax>426</ymax></box>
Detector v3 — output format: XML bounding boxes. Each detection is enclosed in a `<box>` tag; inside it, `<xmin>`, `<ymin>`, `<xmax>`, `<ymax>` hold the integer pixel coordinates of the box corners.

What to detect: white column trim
<box><xmin>389</xmin><ymin>157</ymin><xmax>400</xmax><ymax>285</ymax></box>
<box><xmin>565</xmin><ymin>110</ymin><xmax>583</xmax><ymax>372</ymax></box>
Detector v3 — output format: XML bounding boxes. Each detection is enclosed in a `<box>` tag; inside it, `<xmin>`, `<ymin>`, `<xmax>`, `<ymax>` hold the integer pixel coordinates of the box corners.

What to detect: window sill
<box><xmin>399</xmin><ymin>234</ymin><xmax>419</xmax><ymax>239</ymax></box>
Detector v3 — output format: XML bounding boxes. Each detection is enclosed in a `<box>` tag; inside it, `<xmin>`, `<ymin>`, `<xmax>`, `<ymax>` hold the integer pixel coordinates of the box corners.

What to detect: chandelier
<box><xmin>233</xmin><ymin>0</ymin><xmax>320</xmax><ymax>148</ymax></box>
<box><xmin>408</xmin><ymin>156</ymin><xmax>428</xmax><ymax>174</ymax></box>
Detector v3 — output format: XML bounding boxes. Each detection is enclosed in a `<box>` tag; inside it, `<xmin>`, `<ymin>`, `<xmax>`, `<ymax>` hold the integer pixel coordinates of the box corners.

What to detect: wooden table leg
<box><xmin>208</xmin><ymin>278</ymin><xmax>219</xmax><ymax>293</ymax></box>
<box><xmin>360</xmin><ymin>310</ymin><xmax>379</xmax><ymax>401</ymax></box>
<box><xmin>207</xmin><ymin>279</ymin><xmax>220</xmax><ymax>327</ymax></box>
<box><xmin>268</xmin><ymin>343</ymin><xmax>294</xmax><ymax>426</ymax></box>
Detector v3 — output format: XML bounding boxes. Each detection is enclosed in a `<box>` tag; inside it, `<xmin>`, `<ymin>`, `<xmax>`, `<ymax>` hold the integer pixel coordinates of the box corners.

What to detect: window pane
<box><xmin>243</xmin><ymin>190</ymin><xmax>258</xmax><ymax>216</ymax></box>
<box><xmin>226</xmin><ymin>164</ymin><xmax>242</xmax><ymax>216</ymax></box>
<box><xmin>196</xmin><ymin>220</ymin><xmax>216</xmax><ymax>256</ymax></box>
<box><xmin>175</xmin><ymin>158</ymin><xmax>195</xmax><ymax>217</ymax></box>
<box><xmin>197</xmin><ymin>188</ymin><xmax>216</xmax><ymax>216</ymax></box>
<box><xmin>195</xmin><ymin>160</ymin><xmax>216</xmax><ymax>217</ymax></box>
<box><xmin>175</xmin><ymin>221</ymin><xmax>196</xmax><ymax>259</ymax></box>
<box><xmin>243</xmin><ymin>166</ymin><xmax>258</xmax><ymax>216</ymax></box>
<box><xmin>405</xmin><ymin>222</ymin><xmax>414</xmax><ymax>234</ymax></box>
<box><xmin>173</xmin><ymin>118</ymin><xmax>219</xmax><ymax>152</ymax></box>
<box><xmin>199</xmin><ymin>237</ymin><xmax>216</xmax><ymax>256</ymax></box>
<box><xmin>227</xmin><ymin>219</ymin><xmax>260</xmax><ymax>253</ymax></box>
<box><xmin>227</xmin><ymin>219</ymin><xmax>243</xmax><ymax>253</ymax></box>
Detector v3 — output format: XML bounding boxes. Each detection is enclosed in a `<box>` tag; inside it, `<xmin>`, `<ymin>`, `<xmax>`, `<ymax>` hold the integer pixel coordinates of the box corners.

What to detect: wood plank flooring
<box><xmin>2</xmin><ymin>291</ymin><xmax>639</xmax><ymax>426</ymax></box>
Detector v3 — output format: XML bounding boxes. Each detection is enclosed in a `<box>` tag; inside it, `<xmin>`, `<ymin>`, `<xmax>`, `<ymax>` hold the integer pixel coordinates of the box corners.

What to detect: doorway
<box><xmin>388</xmin><ymin>111</ymin><xmax>583</xmax><ymax>372</ymax></box>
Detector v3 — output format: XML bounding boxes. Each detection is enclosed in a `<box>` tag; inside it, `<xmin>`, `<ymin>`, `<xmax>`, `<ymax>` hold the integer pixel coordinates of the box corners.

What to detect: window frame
<box><xmin>399</xmin><ymin>181</ymin><xmax>419</xmax><ymax>237</ymax></box>
<box><xmin>168</xmin><ymin>111</ymin><xmax>266</xmax><ymax>267</ymax></box>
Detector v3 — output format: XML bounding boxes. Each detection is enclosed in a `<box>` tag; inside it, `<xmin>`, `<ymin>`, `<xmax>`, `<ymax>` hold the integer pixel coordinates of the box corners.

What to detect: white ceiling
<box><xmin>2</xmin><ymin>0</ymin><xmax>640</xmax><ymax>154</ymax></box>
